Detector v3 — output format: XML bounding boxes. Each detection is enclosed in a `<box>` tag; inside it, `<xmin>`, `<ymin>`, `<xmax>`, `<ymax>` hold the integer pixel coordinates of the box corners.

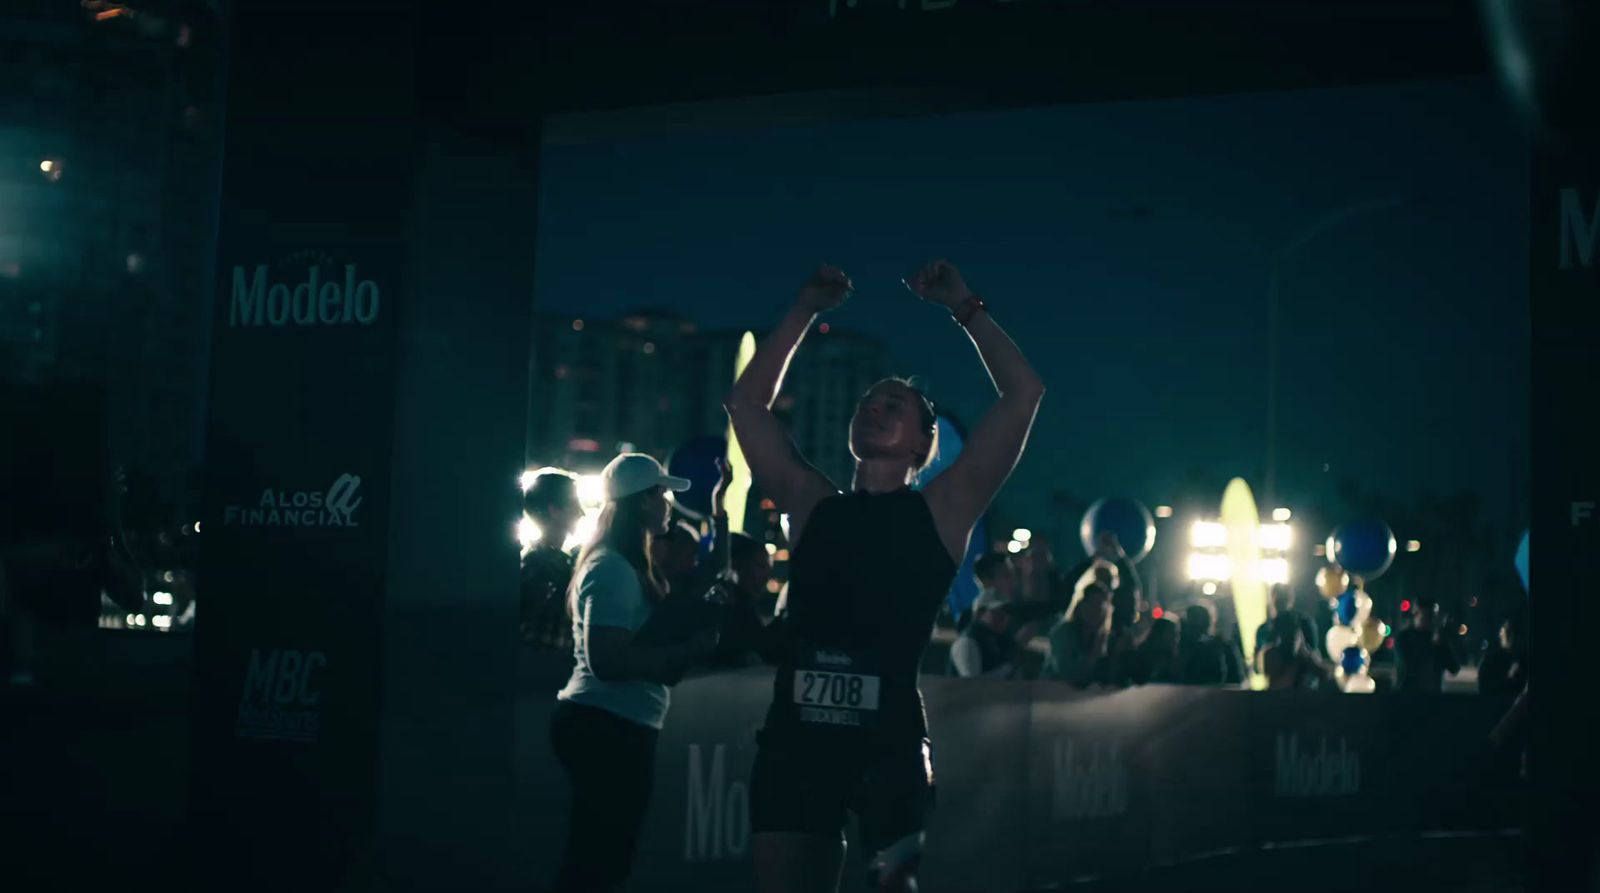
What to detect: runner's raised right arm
<box><xmin>724</xmin><ymin>266</ymin><xmax>847</xmax><ymax>544</ymax></box>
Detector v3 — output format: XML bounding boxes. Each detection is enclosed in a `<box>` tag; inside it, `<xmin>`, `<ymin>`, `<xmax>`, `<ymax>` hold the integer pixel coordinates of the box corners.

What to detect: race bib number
<box><xmin>792</xmin><ymin>648</ymin><xmax>880</xmax><ymax>727</ymax></box>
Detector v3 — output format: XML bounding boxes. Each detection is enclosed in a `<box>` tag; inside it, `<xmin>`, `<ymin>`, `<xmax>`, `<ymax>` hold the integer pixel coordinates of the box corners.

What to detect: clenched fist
<box><xmin>796</xmin><ymin>265</ymin><xmax>853</xmax><ymax>314</ymax></box>
<box><xmin>903</xmin><ymin>259</ymin><xmax>973</xmax><ymax>310</ymax></box>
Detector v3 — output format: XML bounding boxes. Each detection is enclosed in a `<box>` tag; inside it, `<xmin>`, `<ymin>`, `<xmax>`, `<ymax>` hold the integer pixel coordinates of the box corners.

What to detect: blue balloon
<box><xmin>1514</xmin><ymin>530</ymin><xmax>1529</xmax><ymax>595</ymax></box>
<box><xmin>1327</xmin><ymin>519</ymin><xmax>1397</xmax><ymax>580</ymax></box>
<box><xmin>1336</xmin><ymin>589</ymin><xmax>1359</xmax><ymax>626</ymax></box>
<box><xmin>666</xmin><ymin>436</ymin><xmax>728</xmax><ymax>520</ymax></box>
<box><xmin>1079</xmin><ymin>498</ymin><xmax>1157</xmax><ymax>564</ymax></box>
<box><xmin>1340</xmin><ymin>646</ymin><xmax>1367</xmax><ymax>675</ymax></box>
<box><xmin>947</xmin><ymin>516</ymin><xmax>990</xmax><ymax>620</ymax></box>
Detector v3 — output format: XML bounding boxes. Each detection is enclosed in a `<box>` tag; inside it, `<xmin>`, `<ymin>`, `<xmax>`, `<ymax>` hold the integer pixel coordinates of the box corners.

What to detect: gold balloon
<box><xmin>1316</xmin><ymin>565</ymin><xmax>1350</xmax><ymax>599</ymax></box>
<box><xmin>1358</xmin><ymin>615</ymin><xmax>1387</xmax><ymax>652</ymax></box>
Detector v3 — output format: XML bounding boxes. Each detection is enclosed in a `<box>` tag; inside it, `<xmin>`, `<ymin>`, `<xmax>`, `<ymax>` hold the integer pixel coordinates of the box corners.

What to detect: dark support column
<box><xmin>195</xmin><ymin>3</ymin><xmax>536</xmax><ymax>888</ymax></box>
<box><xmin>1530</xmin><ymin>126</ymin><xmax>1600</xmax><ymax>893</ymax></box>
<box><xmin>375</xmin><ymin>121</ymin><xmax>539</xmax><ymax>890</ymax></box>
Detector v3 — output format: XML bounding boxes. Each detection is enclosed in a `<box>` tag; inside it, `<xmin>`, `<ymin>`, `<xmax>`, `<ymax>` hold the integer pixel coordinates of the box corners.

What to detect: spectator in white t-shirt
<box><xmin>550</xmin><ymin>453</ymin><xmax>719</xmax><ymax>893</ymax></box>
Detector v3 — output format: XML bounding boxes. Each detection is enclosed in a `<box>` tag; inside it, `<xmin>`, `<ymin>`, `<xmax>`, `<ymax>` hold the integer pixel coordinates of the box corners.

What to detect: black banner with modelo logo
<box><xmin>192</xmin><ymin>4</ymin><xmax>414</xmax><ymax>885</ymax></box>
<box><xmin>513</xmin><ymin>668</ymin><xmax>1517</xmax><ymax>891</ymax></box>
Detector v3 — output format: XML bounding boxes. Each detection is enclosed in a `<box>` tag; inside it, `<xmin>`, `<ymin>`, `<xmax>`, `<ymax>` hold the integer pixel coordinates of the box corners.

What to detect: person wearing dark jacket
<box><xmin>1255</xmin><ymin>584</ymin><xmax>1321</xmax><ymax>665</ymax></box>
<box><xmin>520</xmin><ymin>469</ymin><xmax>584</xmax><ymax>652</ymax></box>
<box><xmin>1119</xmin><ymin>617</ymin><xmax>1183</xmax><ymax>686</ymax></box>
<box><xmin>1178</xmin><ymin>603</ymin><xmax>1244</xmax><ymax>685</ymax></box>
<box><xmin>948</xmin><ymin>587</ymin><xmax>1030</xmax><ymax>678</ymax></box>
<box><xmin>1395</xmin><ymin>598</ymin><xmax>1462</xmax><ymax>693</ymax></box>
<box><xmin>1478</xmin><ymin>609</ymin><xmax>1528</xmax><ymax>697</ymax></box>
<box><xmin>711</xmin><ymin>532</ymin><xmax>781</xmax><ymax>668</ymax></box>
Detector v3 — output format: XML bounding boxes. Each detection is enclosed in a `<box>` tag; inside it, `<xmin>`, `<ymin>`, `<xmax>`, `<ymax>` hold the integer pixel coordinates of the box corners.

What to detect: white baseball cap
<box><xmin>602</xmin><ymin>452</ymin><xmax>691</xmax><ymax>501</ymax></box>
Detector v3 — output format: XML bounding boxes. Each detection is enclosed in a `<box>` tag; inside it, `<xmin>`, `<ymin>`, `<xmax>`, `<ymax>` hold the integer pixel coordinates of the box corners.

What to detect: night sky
<box><xmin>532</xmin><ymin>76</ymin><xmax>1529</xmax><ymax>543</ymax></box>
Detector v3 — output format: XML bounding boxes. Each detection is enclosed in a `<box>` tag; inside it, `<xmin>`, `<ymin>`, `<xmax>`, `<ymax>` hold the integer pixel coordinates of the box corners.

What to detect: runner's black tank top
<box><xmin>763</xmin><ymin>488</ymin><xmax>959</xmax><ymax>743</ymax></box>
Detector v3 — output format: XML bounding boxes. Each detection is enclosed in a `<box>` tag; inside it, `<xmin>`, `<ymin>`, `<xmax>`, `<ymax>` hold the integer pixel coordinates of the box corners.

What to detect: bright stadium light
<box><xmin>1202</xmin><ymin>582</ymin><xmax>1219</xmax><ymax>596</ymax></box>
<box><xmin>517</xmin><ymin>515</ymin><xmax>542</xmax><ymax>552</ymax></box>
<box><xmin>519</xmin><ymin>469</ymin><xmax>539</xmax><ymax>492</ymax></box>
<box><xmin>1191</xmin><ymin>521</ymin><xmax>1228</xmax><ymax>549</ymax></box>
<box><xmin>1256</xmin><ymin>523</ymin><xmax>1293</xmax><ymax>551</ymax></box>
<box><xmin>1272</xmin><ymin>507</ymin><xmax>1292</xmax><ymax>522</ymax></box>
<box><xmin>577</xmin><ymin>475</ymin><xmax>605</xmax><ymax>508</ymax></box>
<box><xmin>152</xmin><ymin>591</ymin><xmax>174</xmax><ymax>606</ymax></box>
<box><xmin>1007</xmin><ymin>540</ymin><xmax>1024</xmax><ymax>554</ymax></box>
<box><xmin>1258</xmin><ymin>557</ymin><xmax>1291</xmax><ymax>585</ymax></box>
<box><xmin>566</xmin><ymin>512</ymin><xmax>598</xmax><ymax>552</ymax></box>
<box><xmin>1013</xmin><ymin>528</ymin><xmax>1033</xmax><ymax>543</ymax></box>
<box><xmin>1187</xmin><ymin>553</ymin><xmax>1232</xmax><ymax>581</ymax></box>
<box><xmin>1154</xmin><ymin>505</ymin><xmax>1174</xmax><ymax>519</ymax></box>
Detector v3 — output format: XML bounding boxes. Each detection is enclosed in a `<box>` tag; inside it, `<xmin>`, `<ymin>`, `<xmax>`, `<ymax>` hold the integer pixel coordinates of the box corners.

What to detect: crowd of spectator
<box><xmin>937</xmin><ymin>534</ymin><xmax>1523</xmax><ymax>698</ymax></box>
<box><xmin>518</xmin><ymin>470</ymin><xmax>1525</xmax><ymax>701</ymax></box>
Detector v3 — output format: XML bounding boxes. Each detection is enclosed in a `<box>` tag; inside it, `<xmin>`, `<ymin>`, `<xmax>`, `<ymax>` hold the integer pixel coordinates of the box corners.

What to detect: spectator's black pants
<box><xmin>550</xmin><ymin>700</ymin><xmax>659</xmax><ymax>892</ymax></box>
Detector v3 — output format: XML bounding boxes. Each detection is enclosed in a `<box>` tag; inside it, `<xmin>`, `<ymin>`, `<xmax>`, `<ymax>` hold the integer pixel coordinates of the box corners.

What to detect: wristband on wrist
<box><xmin>953</xmin><ymin>294</ymin><xmax>987</xmax><ymax>327</ymax></box>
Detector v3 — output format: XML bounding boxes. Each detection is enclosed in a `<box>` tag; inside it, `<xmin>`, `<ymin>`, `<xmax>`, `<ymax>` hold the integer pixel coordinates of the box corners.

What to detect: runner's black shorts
<box><xmin>749</xmin><ymin>726</ymin><xmax>935</xmax><ymax>851</ymax></box>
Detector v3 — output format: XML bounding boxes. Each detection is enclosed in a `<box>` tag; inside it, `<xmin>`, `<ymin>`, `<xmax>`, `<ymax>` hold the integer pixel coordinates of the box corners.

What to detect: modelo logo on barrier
<box><xmin>223</xmin><ymin>474</ymin><xmax>363</xmax><ymax>529</ymax></box>
<box><xmin>1052</xmin><ymin>739</ymin><xmax>1128</xmax><ymax>820</ymax></box>
<box><xmin>684</xmin><ymin>743</ymin><xmax>750</xmax><ymax>862</ymax></box>
<box><xmin>236</xmin><ymin>648</ymin><xmax>326</xmax><ymax>744</ymax></box>
<box><xmin>228</xmin><ymin>255</ymin><xmax>380</xmax><ymax>327</ymax></box>
<box><xmin>1274</xmin><ymin>732</ymin><xmax>1360</xmax><ymax>797</ymax></box>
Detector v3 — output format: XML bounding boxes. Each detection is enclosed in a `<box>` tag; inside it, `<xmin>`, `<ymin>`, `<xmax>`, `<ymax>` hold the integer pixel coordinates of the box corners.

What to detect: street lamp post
<box><xmin>1264</xmin><ymin>195</ymin><xmax>1411</xmax><ymax>509</ymax></box>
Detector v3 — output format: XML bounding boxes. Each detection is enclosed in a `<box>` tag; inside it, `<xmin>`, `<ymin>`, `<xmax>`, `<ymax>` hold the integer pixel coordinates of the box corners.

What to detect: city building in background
<box><xmin>527</xmin><ymin>311</ymin><xmax>894</xmax><ymax>492</ymax></box>
<box><xmin>526</xmin><ymin>309</ymin><xmax>715</xmax><ymax>472</ymax></box>
<box><xmin>525</xmin><ymin>309</ymin><xmax>894</xmax><ymax>590</ymax></box>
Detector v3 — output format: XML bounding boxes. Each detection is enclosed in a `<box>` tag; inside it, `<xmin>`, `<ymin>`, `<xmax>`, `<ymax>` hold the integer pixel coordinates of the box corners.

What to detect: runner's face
<box><xmin>849</xmin><ymin>382</ymin><xmax>931</xmax><ymax>466</ymax></box>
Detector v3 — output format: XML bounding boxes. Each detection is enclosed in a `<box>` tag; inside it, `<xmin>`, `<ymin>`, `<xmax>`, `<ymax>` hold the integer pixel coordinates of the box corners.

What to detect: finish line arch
<box><xmin>193</xmin><ymin>3</ymin><xmax>1586</xmax><ymax>890</ymax></box>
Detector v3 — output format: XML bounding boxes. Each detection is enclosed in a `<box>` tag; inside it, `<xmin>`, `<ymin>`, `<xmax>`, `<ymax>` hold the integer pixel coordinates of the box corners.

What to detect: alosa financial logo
<box><xmin>228</xmin><ymin>251</ymin><xmax>380</xmax><ymax>328</ymax></box>
<box><xmin>236</xmin><ymin>648</ymin><xmax>325</xmax><ymax>743</ymax></box>
<box><xmin>223</xmin><ymin>474</ymin><xmax>362</xmax><ymax>529</ymax></box>
<box><xmin>1275</xmin><ymin>732</ymin><xmax>1361</xmax><ymax>797</ymax></box>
